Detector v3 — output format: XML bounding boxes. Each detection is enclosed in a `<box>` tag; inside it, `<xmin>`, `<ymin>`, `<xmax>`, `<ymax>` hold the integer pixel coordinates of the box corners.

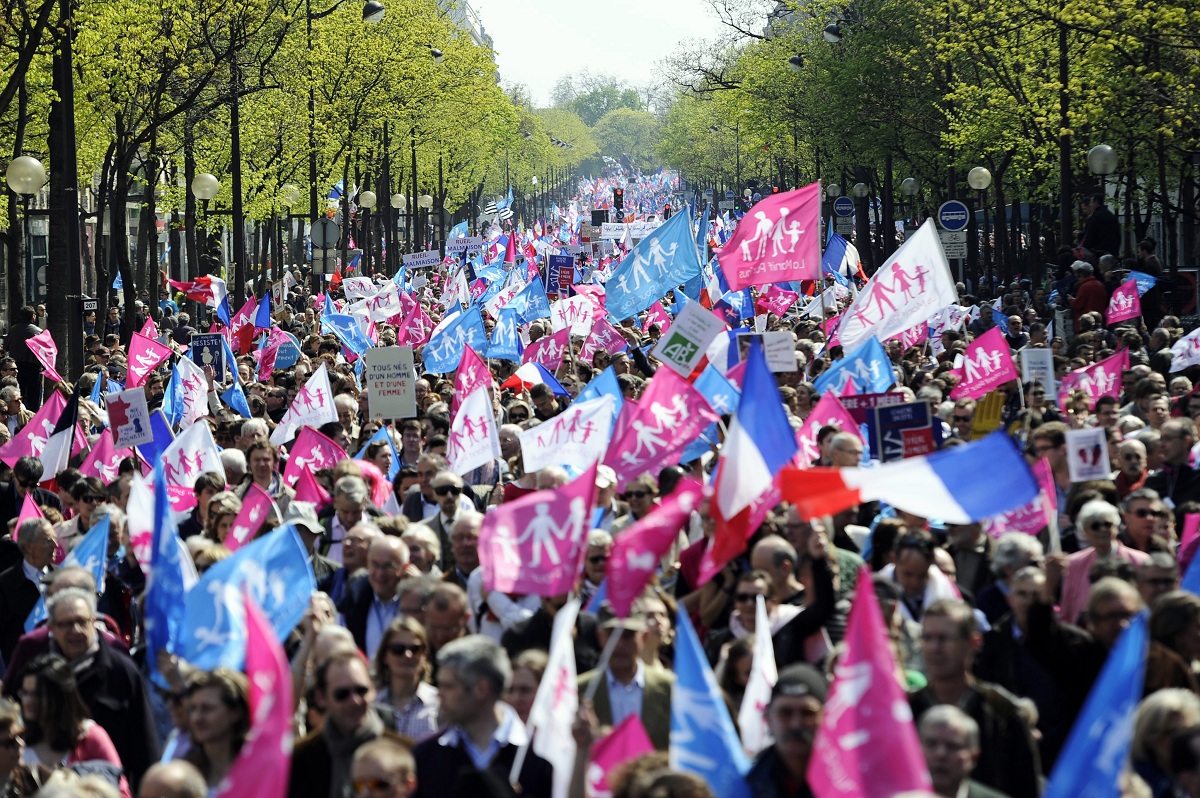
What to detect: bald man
<box><xmin>139</xmin><ymin>761</ymin><xmax>207</xmax><ymax>798</ymax></box>
<box><xmin>751</xmin><ymin>535</ymin><xmax>806</xmax><ymax>606</ymax></box>
<box><xmin>337</xmin><ymin>536</ymin><xmax>412</xmax><ymax>657</ymax></box>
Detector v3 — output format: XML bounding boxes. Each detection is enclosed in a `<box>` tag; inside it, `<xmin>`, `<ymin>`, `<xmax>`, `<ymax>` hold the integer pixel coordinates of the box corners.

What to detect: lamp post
<box><xmin>417</xmin><ymin>193</ymin><xmax>433</xmax><ymax>251</ymax></box>
<box><xmin>6</xmin><ymin>156</ymin><xmax>46</xmax><ymax>310</ymax></box>
<box><xmin>358</xmin><ymin>189</ymin><xmax>376</xmax><ymax>274</ymax></box>
<box><xmin>852</xmin><ymin>181</ymin><xmax>874</xmax><ymax>273</ymax></box>
<box><xmin>391</xmin><ymin>193</ymin><xmax>406</xmax><ymax>262</ymax></box>
<box><xmin>968</xmin><ymin>166</ymin><xmax>993</xmax><ymax>289</ymax></box>
<box><xmin>281</xmin><ymin>182</ymin><xmax>301</xmax><ymax>272</ymax></box>
<box><xmin>900</xmin><ymin>177</ymin><xmax>919</xmax><ymax>221</ymax></box>
<box><xmin>191</xmin><ymin>173</ymin><xmax>221</xmax><ymax>285</ymax></box>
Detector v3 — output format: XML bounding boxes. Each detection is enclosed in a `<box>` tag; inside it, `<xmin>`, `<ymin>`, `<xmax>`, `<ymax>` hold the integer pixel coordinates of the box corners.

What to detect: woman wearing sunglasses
<box><xmin>372</xmin><ymin>617</ymin><xmax>439</xmax><ymax>742</ymax></box>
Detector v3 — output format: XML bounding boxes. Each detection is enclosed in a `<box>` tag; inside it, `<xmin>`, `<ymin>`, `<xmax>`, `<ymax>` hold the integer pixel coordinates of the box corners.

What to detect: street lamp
<box><xmin>191</xmin><ymin>173</ymin><xmax>221</xmax><ymax>281</ymax></box>
<box><xmin>968</xmin><ymin>166</ymin><xmax>993</xmax><ymax>287</ymax></box>
<box><xmin>823</xmin><ymin>23</ymin><xmax>843</xmax><ymax>43</ymax></box>
<box><xmin>358</xmin><ymin>190</ymin><xmax>376</xmax><ymax>274</ymax></box>
<box><xmin>901</xmin><ymin>177</ymin><xmax>919</xmax><ymax>222</ymax></box>
<box><xmin>1087</xmin><ymin>143</ymin><xmax>1117</xmax><ymax>197</ymax></box>
<box><xmin>6</xmin><ymin>156</ymin><xmax>46</xmax><ymax>308</ymax></box>
<box><xmin>851</xmin><ymin>182</ymin><xmax>869</xmax><ymax>198</ymax></box>
<box><xmin>787</xmin><ymin>54</ymin><xmax>804</xmax><ymax>72</ymax></box>
<box><xmin>826</xmin><ymin>183</ymin><xmax>841</xmax><ymax>197</ymax></box>
<box><xmin>363</xmin><ymin>0</ymin><xmax>384</xmax><ymax>21</ymax></box>
<box><xmin>281</xmin><ymin>183</ymin><xmax>301</xmax><ymax>272</ymax></box>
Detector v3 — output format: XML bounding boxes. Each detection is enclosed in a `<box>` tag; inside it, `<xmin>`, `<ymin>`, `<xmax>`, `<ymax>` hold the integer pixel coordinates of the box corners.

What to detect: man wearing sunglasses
<box><xmin>54</xmin><ymin>476</ymin><xmax>106</xmax><ymax>553</ymax></box>
<box><xmin>426</xmin><ymin>472</ymin><xmax>468</xmax><ymax>573</ymax></box>
<box><xmin>0</xmin><ymin>457</ymin><xmax>62</xmax><ymax>540</ymax></box>
<box><xmin>290</xmin><ymin>650</ymin><xmax>408</xmax><ymax>798</ymax></box>
<box><xmin>1119</xmin><ymin>488</ymin><xmax>1169</xmax><ymax>553</ymax></box>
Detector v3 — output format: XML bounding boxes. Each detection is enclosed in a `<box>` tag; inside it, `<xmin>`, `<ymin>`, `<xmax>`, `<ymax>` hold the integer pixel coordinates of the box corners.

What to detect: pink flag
<box><xmin>981</xmin><ymin>493</ymin><xmax>1051</xmax><ymax>538</ymax></box>
<box><xmin>523</xmin><ymin>328</ymin><xmax>569</xmax><ymax>372</ymax></box>
<box><xmin>574</xmin><ymin>283</ymin><xmax>606</xmax><ymax>309</ymax></box>
<box><xmin>808</xmin><ymin>567</ymin><xmax>932</xmax><ymax>798</ymax></box>
<box><xmin>126</xmin><ymin>332</ymin><xmax>174</xmax><ymax>388</ymax></box>
<box><xmin>794</xmin><ymin>392</ymin><xmax>862</xmax><ymax>467</ymax></box>
<box><xmin>281</xmin><ymin>426</ymin><xmax>348</xmax><ymax>488</ymax></box>
<box><xmin>608</xmin><ymin>479</ymin><xmax>703</xmax><ymax>617</ymax></box>
<box><xmin>1180</xmin><ymin>514</ymin><xmax>1200</xmax><ymax>575</ymax></box>
<box><xmin>214</xmin><ymin>591</ymin><xmax>293</xmax><ymax>798</ymax></box>
<box><xmin>603</xmin><ymin>369</ymin><xmax>718</xmax><ymax>489</ymax></box>
<box><xmin>294</xmin><ymin>468</ymin><xmax>332</xmax><ymax>513</ymax></box>
<box><xmin>1057</xmin><ymin>348</ymin><xmax>1128</xmax><ymax>410</ymax></box>
<box><xmin>586</xmin><ymin>715</ymin><xmax>656</xmax><ymax>798</ymax></box>
<box><xmin>578</xmin><ymin>316</ymin><xmax>629</xmax><ymax>363</ymax></box>
<box><xmin>451</xmin><ymin>346</ymin><xmax>491</xmax><ymax>418</ymax></box>
<box><xmin>26</xmin><ymin>329</ymin><xmax>64</xmax><ymax>384</ymax></box>
<box><xmin>886</xmin><ymin>322</ymin><xmax>928</xmax><ymax>350</ymax></box>
<box><xmin>755</xmin><ymin>285</ymin><xmax>800</xmax><ymax>317</ymax></box>
<box><xmin>1034</xmin><ymin>457</ymin><xmax>1057</xmax><ymax>511</ymax></box>
<box><xmin>0</xmin><ymin>392</ymin><xmax>66</xmax><ymax>469</ymax></box>
<box><xmin>949</xmin><ymin>327</ymin><xmax>1019</xmax><ymax>401</ymax></box>
<box><xmin>1107</xmin><ymin>278</ymin><xmax>1142</xmax><ymax>324</ymax></box>
<box><xmin>479</xmin><ymin>461</ymin><xmax>597</xmax><ymax>597</ymax></box>
<box><xmin>226</xmin><ymin>483</ymin><xmax>274</xmax><ymax>552</ymax></box>
<box><xmin>641</xmin><ymin>301</ymin><xmax>672</xmax><ymax>335</ymax></box>
<box><xmin>256</xmin><ymin>342</ymin><xmax>280</xmax><ymax>381</ymax></box>
<box><xmin>16</xmin><ymin>493</ymin><xmax>43</xmax><ymax>530</ymax></box>
<box><xmin>79</xmin><ymin>429</ymin><xmax>134</xmax><ymax>483</ymax></box>
<box><xmin>718</xmin><ymin>183</ymin><xmax>822</xmax><ymax>290</ymax></box>
<box><xmin>139</xmin><ymin>317</ymin><xmax>159</xmax><ymax>339</ymax></box>
<box><xmin>229</xmin><ymin>296</ymin><xmax>258</xmax><ymax>354</ymax></box>
<box><xmin>723</xmin><ymin>360</ymin><xmax>747</xmax><ymax>391</ymax></box>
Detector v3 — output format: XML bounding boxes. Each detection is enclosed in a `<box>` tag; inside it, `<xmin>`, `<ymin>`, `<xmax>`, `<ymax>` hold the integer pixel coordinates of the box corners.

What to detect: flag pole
<box><xmin>583</xmin><ymin>626</ymin><xmax>623</xmax><ymax>702</ymax></box>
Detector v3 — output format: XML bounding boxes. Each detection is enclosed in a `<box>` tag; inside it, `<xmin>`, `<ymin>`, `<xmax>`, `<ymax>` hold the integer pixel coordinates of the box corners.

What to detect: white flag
<box><xmin>518</xmin><ymin>395</ymin><xmax>613</xmax><ymax>474</ymax></box>
<box><xmin>175</xmin><ymin>355</ymin><xmax>210</xmax><ymax>429</ymax></box>
<box><xmin>836</xmin><ymin>219</ymin><xmax>958</xmax><ymax>352</ymax></box>
<box><xmin>161</xmin><ymin>421</ymin><xmax>224</xmax><ymax>491</ymax></box>
<box><xmin>737</xmin><ymin>595</ymin><xmax>778</xmax><ymax>757</ymax></box>
<box><xmin>342</xmin><ymin>276</ymin><xmax>376</xmax><ymax>301</ymax></box>
<box><xmin>447</xmin><ymin>387</ymin><xmax>501</xmax><ymax>476</ymax></box>
<box><xmin>527</xmin><ymin>598</ymin><xmax>580</xmax><ymax>798</ymax></box>
<box><xmin>549</xmin><ymin>296</ymin><xmax>595</xmax><ymax>337</ymax></box>
<box><xmin>270</xmin><ymin>364</ymin><xmax>336</xmax><ymax>444</ymax></box>
<box><xmin>1170</xmin><ymin>328</ymin><xmax>1200</xmax><ymax>373</ymax></box>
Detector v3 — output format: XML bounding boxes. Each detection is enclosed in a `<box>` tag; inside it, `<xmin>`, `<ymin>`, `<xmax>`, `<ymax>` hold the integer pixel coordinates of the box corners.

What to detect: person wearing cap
<box><xmin>1068</xmin><ymin>261</ymin><xmax>1107</xmax><ymax>322</ymax></box>
<box><xmin>743</xmin><ymin>663</ymin><xmax>828</xmax><ymax>797</ymax></box>
<box><xmin>286</xmin><ymin>501</ymin><xmax>342</xmax><ymax>587</ymax></box>
<box><xmin>577</xmin><ymin>601</ymin><xmax>673</xmax><ymax>751</ymax></box>
<box><xmin>593</xmin><ymin>465</ymin><xmax>626</xmax><ymax>532</ymax></box>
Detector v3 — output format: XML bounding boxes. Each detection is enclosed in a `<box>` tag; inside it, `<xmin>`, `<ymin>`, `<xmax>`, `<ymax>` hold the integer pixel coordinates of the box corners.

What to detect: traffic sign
<box><xmin>311</xmin><ymin>218</ymin><xmax>340</xmax><ymax>248</ymax></box>
<box><xmin>724</xmin><ymin>190</ymin><xmax>735</xmax><ymax>201</ymax></box>
<box><xmin>835</xmin><ymin>218</ymin><xmax>853</xmax><ymax>235</ymax></box>
<box><xmin>832</xmin><ymin>196</ymin><xmax>855</xmax><ymax>217</ymax></box>
<box><xmin>704</xmin><ymin>188</ymin><xmax>714</xmax><ymax>199</ymax></box>
<box><xmin>718</xmin><ymin>201</ymin><xmax>735</xmax><ymax>210</ymax></box>
<box><xmin>939</xmin><ymin>230</ymin><xmax>968</xmax><ymax>259</ymax></box>
<box><xmin>937</xmin><ymin>200</ymin><xmax>971</xmax><ymax>232</ymax></box>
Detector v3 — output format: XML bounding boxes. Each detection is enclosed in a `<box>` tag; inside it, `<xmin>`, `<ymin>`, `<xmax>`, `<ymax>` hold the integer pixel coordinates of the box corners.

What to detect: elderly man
<box><xmin>289</xmin><ymin>650</ymin><xmax>408</xmax><ymax>798</ymax></box>
<box><xmin>750</xmin><ymin>534</ymin><xmax>806</xmax><ymax>606</ymax></box>
<box><xmin>1146</xmin><ymin>418</ymin><xmax>1200</xmax><ymax>506</ymax></box>
<box><xmin>46</xmin><ymin>587</ymin><xmax>160</xmax><ymax>785</ymax></box>
<box><xmin>0</xmin><ymin>456</ymin><xmax>63</xmax><ymax>535</ymax></box>
<box><xmin>1137</xmin><ymin>553</ymin><xmax>1180</xmax><ymax>608</ymax></box>
<box><xmin>0</xmin><ymin>518</ymin><xmax>55</xmax><ymax>660</ymax></box>
<box><xmin>744</xmin><ymin>664</ymin><xmax>828</xmax><ymax>795</ymax></box>
<box><xmin>426</xmin><ymin>582</ymin><xmax>471</xmax><ymax>655</ymax></box>
<box><xmin>320</xmin><ymin>521</ymin><xmax>381</xmax><ymax>606</ymax></box>
<box><xmin>920</xmin><ymin>706</ymin><xmax>1011</xmax><ymax>798</ymax></box>
<box><xmin>219</xmin><ymin>449</ymin><xmax>246</xmax><ymax>487</ymax></box>
<box><xmin>1050</xmin><ymin>499</ymin><xmax>1149</xmax><ymax>625</ymax></box>
<box><xmin>497</xmin><ymin>423</ymin><xmax>522</xmax><ymax>464</ymax></box>
<box><xmin>444</xmin><ymin>512</ymin><xmax>482</xmax><ymax>590</ymax></box>
<box><xmin>0</xmin><ymin>386</ymin><xmax>32</xmax><ymax>438</ymax></box>
<box><xmin>338</xmin><ymin>536</ymin><xmax>411</xmax><ymax>658</ymax></box>
<box><xmin>579</xmin><ymin>530</ymin><xmax>612</xmax><ymax>607</ymax></box>
<box><xmin>910</xmin><ymin>599</ymin><xmax>1041</xmax><ymax>798</ymax></box>
<box><xmin>237</xmin><ymin>440</ymin><xmax>294</xmax><ymax>518</ymax></box>
<box><xmin>236</xmin><ymin>418</ymin><xmax>269</xmax><ymax>451</ymax></box>
<box><xmin>335</xmin><ymin>394</ymin><xmax>361</xmax><ymax>446</ymax></box>
<box><xmin>322</xmin><ymin>475</ymin><xmax>378</xmax><ymax>564</ymax></box>
<box><xmin>974</xmin><ymin>533</ymin><xmax>1044</xmax><ymax>625</ymax></box>
<box><xmin>1120</xmin><ymin>487</ymin><xmax>1168</xmax><ymax>552</ymax></box>
<box><xmin>413</xmin><ymin>636</ymin><xmax>552</xmax><ymax>797</ymax></box>
<box><xmin>1115</xmin><ymin>438</ymin><xmax>1149</xmax><ymax>497</ymax></box>
<box><xmin>593</xmin><ymin>466</ymin><xmax>626</xmax><ymax>532</ymax></box>
<box><xmin>427</xmin><ymin>472</ymin><xmax>467</xmax><ymax>571</ymax></box>
<box><xmin>578</xmin><ymin>602</ymin><xmax>674</xmax><ymax>750</ymax></box>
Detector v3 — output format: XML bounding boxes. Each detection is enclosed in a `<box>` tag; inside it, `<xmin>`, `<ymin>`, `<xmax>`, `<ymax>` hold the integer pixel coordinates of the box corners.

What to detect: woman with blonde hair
<box><xmin>203</xmin><ymin>491</ymin><xmax>242</xmax><ymax>545</ymax></box>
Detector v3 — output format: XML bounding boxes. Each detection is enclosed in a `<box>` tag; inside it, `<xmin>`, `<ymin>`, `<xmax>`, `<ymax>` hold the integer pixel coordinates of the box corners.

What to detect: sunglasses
<box><xmin>509</xmin><ymin>413</ymin><xmax>529</xmax><ymax>421</ymax></box>
<box><xmin>588</xmin><ymin>555</ymin><xmax>609</xmax><ymax>565</ymax></box>
<box><xmin>1132</xmin><ymin>508</ymin><xmax>1167</xmax><ymax>519</ymax></box>
<box><xmin>952</xmin><ymin>415</ymin><xmax>972</xmax><ymax>422</ymax></box>
<box><xmin>387</xmin><ymin>643</ymin><xmax>425</xmax><ymax>657</ymax></box>
<box><xmin>735</xmin><ymin>593</ymin><xmax>764</xmax><ymax>603</ymax></box>
<box><xmin>625</xmin><ymin>490</ymin><xmax>653</xmax><ymax>499</ymax></box>
<box><xmin>330</xmin><ymin>684</ymin><xmax>371</xmax><ymax>703</ymax></box>
<box><xmin>81</xmin><ymin>495</ymin><xmax>105</xmax><ymax>504</ymax></box>
<box><xmin>16</xmin><ymin>480</ymin><xmax>37</xmax><ymax>490</ymax></box>
<box><xmin>0</xmin><ymin>737</ymin><xmax>21</xmax><ymax>751</ymax></box>
<box><xmin>354</xmin><ymin>778</ymin><xmax>404</xmax><ymax>793</ymax></box>
<box><xmin>434</xmin><ymin>485</ymin><xmax>462</xmax><ymax>497</ymax></box>
<box><xmin>1088</xmin><ymin>521</ymin><xmax>1116</xmax><ymax>531</ymax></box>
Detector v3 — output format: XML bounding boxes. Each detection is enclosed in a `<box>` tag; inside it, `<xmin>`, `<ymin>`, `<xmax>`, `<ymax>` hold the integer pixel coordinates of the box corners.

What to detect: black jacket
<box><xmin>4</xmin><ymin>323</ymin><xmax>41</xmax><ymax>364</ymax></box>
<box><xmin>0</xmin><ymin>484</ymin><xmax>62</xmax><ymax>539</ymax></box>
<box><xmin>501</xmin><ymin>608</ymin><xmax>601</xmax><ymax>673</ymax></box>
<box><xmin>413</xmin><ymin>728</ymin><xmax>553</xmax><ymax>798</ymax></box>
<box><xmin>0</xmin><ymin>564</ymin><xmax>41</xmax><ymax>662</ymax></box>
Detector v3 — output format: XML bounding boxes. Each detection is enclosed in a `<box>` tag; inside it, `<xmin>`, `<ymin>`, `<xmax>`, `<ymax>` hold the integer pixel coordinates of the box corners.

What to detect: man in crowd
<box><xmin>745</xmin><ymin>664</ymin><xmax>828</xmax><ymax>795</ymax></box>
<box><xmin>338</xmin><ymin>535</ymin><xmax>410</xmax><ymax>658</ymax></box>
<box><xmin>920</xmin><ymin>706</ymin><xmax>1012</xmax><ymax>798</ymax></box>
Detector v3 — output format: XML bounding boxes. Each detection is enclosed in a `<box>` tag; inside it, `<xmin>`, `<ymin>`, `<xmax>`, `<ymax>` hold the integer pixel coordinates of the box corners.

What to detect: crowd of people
<box><xmin>0</xmin><ymin>183</ymin><xmax>1195</xmax><ymax>798</ymax></box>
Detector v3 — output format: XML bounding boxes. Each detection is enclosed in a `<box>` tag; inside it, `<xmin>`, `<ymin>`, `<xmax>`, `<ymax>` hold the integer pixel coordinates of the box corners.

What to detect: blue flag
<box><xmin>694</xmin><ymin>364</ymin><xmax>740</xmax><ymax>416</ymax></box>
<box><xmin>715</xmin><ymin>288</ymin><xmax>754</xmax><ymax>325</ymax></box>
<box><xmin>507</xmin><ymin>277</ymin><xmax>552</xmax><ymax>325</ymax></box>
<box><xmin>606</xmin><ymin>210</ymin><xmax>703</xmax><ymax>321</ymax></box>
<box><xmin>136</xmin><ymin>410</ymin><xmax>175</xmax><ymax>464</ymax></box>
<box><xmin>813</xmin><ymin>336</ymin><xmax>894</xmax><ymax>395</ymax></box>
<box><xmin>1042</xmin><ymin>612</ymin><xmax>1149</xmax><ymax>798</ymax></box>
<box><xmin>487</xmin><ymin>307</ymin><xmax>524</xmax><ymax>362</ymax></box>
<box><xmin>423</xmin><ymin>307</ymin><xmax>488</xmax><ymax>373</ymax></box>
<box><xmin>1128</xmin><ymin>270</ymin><xmax>1159</xmax><ymax>296</ymax></box>
<box><xmin>113</xmin><ymin>270</ymin><xmax>124</xmax><ymax>290</ymax></box>
<box><xmin>220</xmin><ymin>380</ymin><xmax>252</xmax><ymax>418</ymax></box>
<box><xmin>321</xmin><ymin>312</ymin><xmax>374</xmax><ymax>356</ymax></box>
<box><xmin>24</xmin><ymin>595</ymin><xmax>46</xmax><ymax>633</ymax></box>
<box><xmin>254</xmin><ymin>291</ymin><xmax>272</xmax><ymax>329</ymax></box>
<box><xmin>448</xmin><ymin>220</ymin><xmax>468</xmax><ymax>240</ymax></box>
<box><xmin>63</xmin><ymin>516</ymin><xmax>111</xmax><ymax>594</ymax></box>
<box><xmin>680</xmin><ymin>422</ymin><xmax>721</xmax><ymax>464</ymax></box>
<box><xmin>145</xmin><ymin>457</ymin><xmax>193</xmax><ymax>687</ymax></box>
<box><xmin>575</xmin><ymin>366</ymin><xmax>624</xmax><ymax>422</ymax></box>
<box><xmin>355</xmin><ymin>425</ymin><xmax>401</xmax><ymax>481</ymax></box>
<box><xmin>178</xmin><ymin>525</ymin><xmax>316</xmax><ymax>670</ymax></box>
<box><xmin>822</xmin><ymin>233</ymin><xmax>850</xmax><ymax>287</ymax></box>
<box><xmin>89</xmin><ymin>372</ymin><xmax>103</xmax><ymax>406</ymax></box>
<box><xmin>670</xmin><ymin>606</ymin><xmax>751</xmax><ymax>797</ymax></box>
<box><xmin>160</xmin><ymin>364</ymin><xmax>185</xmax><ymax>428</ymax></box>
<box><xmin>695</xmin><ymin>203</ymin><xmax>710</xmax><ymax>263</ymax></box>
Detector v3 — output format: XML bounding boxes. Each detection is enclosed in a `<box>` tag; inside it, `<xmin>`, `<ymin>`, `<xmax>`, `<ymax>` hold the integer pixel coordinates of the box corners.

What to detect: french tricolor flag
<box><xmin>714</xmin><ymin>338</ymin><xmax>796</xmax><ymax>520</ymax></box>
<box><xmin>500</xmin><ymin>362</ymin><xmax>569</xmax><ymax>396</ymax></box>
<box><xmin>780</xmin><ymin>433</ymin><xmax>1037</xmax><ymax>524</ymax></box>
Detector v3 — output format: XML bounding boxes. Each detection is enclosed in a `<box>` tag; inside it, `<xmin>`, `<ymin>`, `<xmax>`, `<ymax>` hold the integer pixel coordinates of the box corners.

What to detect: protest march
<box><xmin>1</xmin><ymin>166</ymin><xmax>1199</xmax><ymax>798</ymax></box>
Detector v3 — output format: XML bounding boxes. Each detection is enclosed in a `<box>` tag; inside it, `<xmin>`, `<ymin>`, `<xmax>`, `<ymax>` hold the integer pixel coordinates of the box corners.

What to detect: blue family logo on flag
<box><xmin>508</xmin><ymin>277</ymin><xmax>553</xmax><ymax>325</ymax></box>
<box><xmin>321</xmin><ymin>312</ymin><xmax>373</xmax><ymax>356</ymax></box>
<box><xmin>487</xmin><ymin>307</ymin><xmax>524</xmax><ymax>363</ymax></box>
<box><xmin>715</xmin><ymin>288</ymin><xmax>754</xmax><ymax>325</ymax></box>
<box><xmin>423</xmin><ymin>307</ymin><xmax>488</xmax><ymax>373</ymax></box>
<box><xmin>813</xmin><ymin>336</ymin><xmax>894</xmax><ymax>395</ymax></box>
<box><xmin>179</xmin><ymin>524</ymin><xmax>316</xmax><ymax>670</ymax></box>
<box><xmin>606</xmin><ymin>210</ymin><xmax>703</xmax><ymax>321</ymax></box>
<box><xmin>1128</xmin><ymin>270</ymin><xmax>1159</xmax><ymax>296</ymax></box>
<box><xmin>694</xmin><ymin>364</ymin><xmax>740</xmax><ymax>416</ymax></box>
<box><xmin>63</xmin><ymin>516</ymin><xmax>111</xmax><ymax>594</ymax></box>
<box><xmin>670</xmin><ymin>606</ymin><xmax>751</xmax><ymax>798</ymax></box>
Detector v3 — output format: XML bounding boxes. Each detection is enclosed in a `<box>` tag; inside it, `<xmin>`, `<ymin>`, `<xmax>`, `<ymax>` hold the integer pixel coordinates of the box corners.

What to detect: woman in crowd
<box><xmin>182</xmin><ymin>669</ymin><xmax>249</xmax><ymax>790</ymax></box>
<box><xmin>1132</xmin><ymin>689</ymin><xmax>1200</xmax><ymax>798</ymax></box>
<box><xmin>506</xmin><ymin>649</ymin><xmax>547</xmax><ymax>725</ymax></box>
<box><xmin>372</xmin><ymin>617</ymin><xmax>439</xmax><ymax>741</ymax></box>
<box><xmin>203</xmin><ymin>491</ymin><xmax>242</xmax><ymax>545</ymax></box>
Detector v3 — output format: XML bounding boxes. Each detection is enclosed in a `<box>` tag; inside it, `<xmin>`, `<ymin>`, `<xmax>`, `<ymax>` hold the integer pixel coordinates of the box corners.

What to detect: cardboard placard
<box><xmin>364</xmin><ymin>346</ymin><xmax>418</xmax><ymax>419</ymax></box>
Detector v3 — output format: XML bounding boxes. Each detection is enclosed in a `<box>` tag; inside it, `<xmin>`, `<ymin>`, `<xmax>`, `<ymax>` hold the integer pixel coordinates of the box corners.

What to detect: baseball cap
<box><xmin>595</xmin><ymin>600</ymin><xmax>647</xmax><ymax>632</ymax></box>
<box><xmin>596</xmin><ymin>465</ymin><xmax>617</xmax><ymax>490</ymax></box>
<box><xmin>284</xmin><ymin>501</ymin><xmax>324</xmax><ymax>536</ymax></box>
<box><xmin>771</xmin><ymin>663</ymin><xmax>828</xmax><ymax>703</ymax></box>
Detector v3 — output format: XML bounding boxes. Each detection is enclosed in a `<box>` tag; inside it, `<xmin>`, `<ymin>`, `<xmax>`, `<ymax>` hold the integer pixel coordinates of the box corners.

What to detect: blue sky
<box><xmin>467</xmin><ymin>0</ymin><xmax>731</xmax><ymax>106</ymax></box>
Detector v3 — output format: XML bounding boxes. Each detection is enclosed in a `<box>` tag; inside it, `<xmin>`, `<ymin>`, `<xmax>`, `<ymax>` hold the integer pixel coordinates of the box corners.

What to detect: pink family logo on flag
<box><xmin>579</xmin><ymin>317</ymin><xmax>629</xmax><ymax>362</ymax></box>
<box><xmin>26</xmin><ymin>329</ymin><xmax>63</xmax><ymax>384</ymax></box>
<box><xmin>641</xmin><ymin>301</ymin><xmax>672</xmax><ymax>335</ymax></box>
<box><xmin>808</xmin><ymin>568</ymin><xmax>932</xmax><ymax>797</ymax></box>
<box><xmin>886</xmin><ymin>321</ymin><xmax>929</xmax><ymax>350</ymax></box>
<box><xmin>518</xmin><ymin>395</ymin><xmax>613</xmax><ymax>474</ymax></box>
<box><xmin>603</xmin><ymin>369</ymin><xmax>717</xmax><ymax>488</ymax></box>
<box><xmin>949</xmin><ymin>327</ymin><xmax>1019</xmax><ymax>401</ymax></box>
<box><xmin>451</xmin><ymin>346</ymin><xmax>491</xmax><ymax>418</ymax></box>
<box><xmin>479</xmin><ymin>462</ymin><xmax>597</xmax><ymax>597</ymax></box>
<box><xmin>79</xmin><ymin>430</ymin><xmax>133</xmax><ymax>483</ymax></box>
<box><xmin>607</xmin><ymin>480</ymin><xmax>703</xmax><ymax>617</ymax></box>
<box><xmin>1057</xmin><ymin>348</ymin><xmax>1128</xmax><ymax>410</ymax></box>
<box><xmin>719</xmin><ymin>183</ymin><xmax>821</xmax><ymax>290</ymax></box>
<box><xmin>226</xmin><ymin>484</ymin><xmax>274</xmax><ymax>552</ymax></box>
<box><xmin>794</xmin><ymin>392</ymin><xmax>862</xmax><ymax>467</ymax></box>
<box><xmin>523</xmin><ymin>328</ymin><xmax>570</xmax><ymax>372</ymax></box>
<box><xmin>1107</xmin><ymin>278</ymin><xmax>1141</xmax><ymax>324</ymax></box>
<box><xmin>447</xmin><ymin>387</ymin><xmax>501</xmax><ymax>476</ymax></box>
<box><xmin>586</xmin><ymin>714</ymin><xmax>655</xmax><ymax>798</ymax></box>
<box><xmin>282</xmin><ymin>427</ymin><xmax>347</xmax><ymax>487</ymax></box>
<box><xmin>175</xmin><ymin>356</ymin><xmax>210</xmax><ymax>428</ymax></box>
<box><xmin>126</xmin><ymin>332</ymin><xmax>174</xmax><ymax>388</ymax></box>
<box><xmin>552</xmin><ymin>296</ymin><xmax>597</xmax><ymax>336</ymax></box>
<box><xmin>755</xmin><ymin>285</ymin><xmax>800</xmax><ymax>318</ymax></box>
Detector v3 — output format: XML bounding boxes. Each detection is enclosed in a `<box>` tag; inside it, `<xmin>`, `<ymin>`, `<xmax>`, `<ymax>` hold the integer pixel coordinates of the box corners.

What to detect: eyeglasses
<box><xmin>0</xmin><ymin>737</ymin><xmax>22</xmax><ymax>751</ymax></box>
<box><xmin>81</xmin><ymin>495</ymin><xmax>105</xmax><ymax>504</ymax></box>
<box><xmin>1132</xmin><ymin>508</ymin><xmax>1167</xmax><ymax>519</ymax></box>
<box><xmin>952</xmin><ymin>415</ymin><xmax>972</xmax><ymax>423</ymax></box>
<box><xmin>735</xmin><ymin>592</ymin><xmax>765</xmax><ymax>603</ymax></box>
<box><xmin>387</xmin><ymin>643</ymin><xmax>425</xmax><ymax>657</ymax></box>
<box><xmin>588</xmin><ymin>555</ymin><xmax>609</xmax><ymax>565</ymax></box>
<box><xmin>1030</xmin><ymin>391</ymin><xmax>1045</xmax><ymax>397</ymax></box>
<box><xmin>625</xmin><ymin>490</ymin><xmax>653</xmax><ymax>499</ymax></box>
<box><xmin>434</xmin><ymin>485</ymin><xmax>462</xmax><ymax>497</ymax></box>
<box><xmin>16</xmin><ymin>480</ymin><xmax>36</xmax><ymax>490</ymax></box>
<box><xmin>1088</xmin><ymin>521</ymin><xmax>1117</xmax><ymax>531</ymax></box>
<box><xmin>354</xmin><ymin>777</ymin><xmax>404</xmax><ymax>794</ymax></box>
<box><xmin>330</xmin><ymin>684</ymin><xmax>371</xmax><ymax>703</ymax></box>
<box><xmin>509</xmin><ymin>413</ymin><xmax>528</xmax><ymax>422</ymax></box>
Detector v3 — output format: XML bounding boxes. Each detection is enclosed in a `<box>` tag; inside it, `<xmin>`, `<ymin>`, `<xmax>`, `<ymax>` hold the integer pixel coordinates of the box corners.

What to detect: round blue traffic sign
<box><xmin>833</xmin><ymin>196</ymin><xmax>855</xmax><ymax>217</ymax></box>
<box><xmin>937</xmin><ymin>200</ymin><xmax>971</xmax><ymax>232</ymax></box>
<box><xmin>704</xmin><ymin>188</ymin><xmax>714</xmax><ymax>198</ymax></box>
<box><xmin>724</xmin><ymin>190</ymin><xmax>735</xmax><ymax>201</ymax></box>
